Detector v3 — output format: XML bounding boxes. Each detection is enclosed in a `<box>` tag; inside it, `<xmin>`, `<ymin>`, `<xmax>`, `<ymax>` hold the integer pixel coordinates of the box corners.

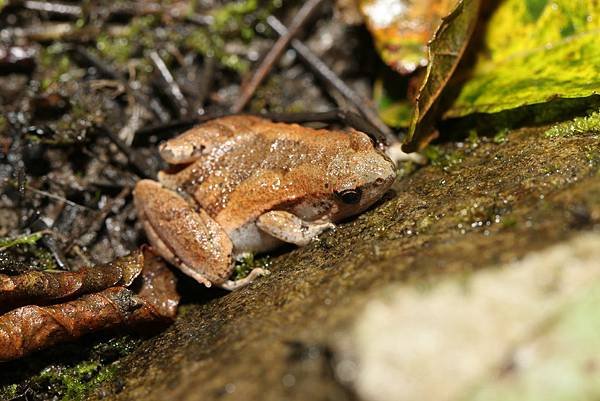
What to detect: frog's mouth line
<box><xmin>162</xmin><ymin>162</ymin><xmax>194</xmax><ymax>175</ymax></box>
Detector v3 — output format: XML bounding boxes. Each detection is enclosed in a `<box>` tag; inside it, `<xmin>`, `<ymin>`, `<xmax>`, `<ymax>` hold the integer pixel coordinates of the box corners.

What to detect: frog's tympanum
<box><xmin>134</xmin><ymin>116</ymin><xmax>396</xmax><ymax>290</ymax></box>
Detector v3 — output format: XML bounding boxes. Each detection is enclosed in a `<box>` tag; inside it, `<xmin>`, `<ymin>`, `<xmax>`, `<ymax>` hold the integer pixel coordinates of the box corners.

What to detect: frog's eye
<box><xmin>335</xmin><ymin>188</ymin><xmax>363</xmax><ymax>204</ymax></box>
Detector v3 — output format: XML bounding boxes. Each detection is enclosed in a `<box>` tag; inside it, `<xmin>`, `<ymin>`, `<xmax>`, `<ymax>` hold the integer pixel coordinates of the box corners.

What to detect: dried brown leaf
<box><xmin>0</xmin><ymin>250</ymin><xmax>143</xmax><ymax>311</ymax></box>
<box><xmin>0</xmin><ymin>248</ymin><xmax>179</xmax><ymax>362</ymax></box>
<box><xmin>403</xmin><ymin>0</ymin><xmax>481</xmax><ymax>152</ymax></box>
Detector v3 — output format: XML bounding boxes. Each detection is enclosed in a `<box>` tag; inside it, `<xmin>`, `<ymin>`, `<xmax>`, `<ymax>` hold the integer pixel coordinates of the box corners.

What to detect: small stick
<box><xmin>260</xmin><ymin>109</ymin><xmax>390</xmax><ymax>148</ymax></box>
<box><xmin>0</xmin><ymin>45</ymin><xmax>37</xmax><ymax>74</ymax></box>
<box><xmin>71</xmin><ymin>46</ymin><xmax>124</xmax><ymax>81</ymax></box>
<box><xmin>266</xmin><ymin>16</ymin><xmax>396</xmax><ymax>144</ymax></box>
<box><xmin>135</xmin><ymin>109</ymin><xmax>391</xmax><ymax>147</ymax></box>
<box><xmin>133</xmin><ymin>118</ymin><xmax>200</xmax><ymax>140</ymax></box>
<box><xmin>72</xmin><ymin>186</ymin><xmax>131</xmax><ymax>250</ymax></box>
<box><xmin>195</xmin><ymin>56</ymin><xmax>216</xmax><ymax>115</ymax></box>
<box><xmin>22</xmin><ymin>1</ymin><xmax>82</xmax><ymax>18</ymax></box>
<box><xmin>185</xmin><ymin>13</ymin><xmax>214</xmax><ymax>26</ymax></box>
<box><xmin>100</xmin><ymin>126</ymin><xmax>155</xmax><ymax>179</ymax></box>
<box><xmin>231</xmin><ymin>0</ymin><xmax>325</xmax><ymax>113</ymax></box>
<box><xmin>72</xmin><ymin>46</ymin><xmax>170</xmax><ymax>123</ymax></box>
<box><xmin>25</xmin><ymin>186</ymin><xmax>90</xmax><ymax>210</ymax></box>
<box><xmin>29</xmin><ymin>219</ymin><xmax>70</xmax><ymax>271</ymax></box>
<box><xmin>149</xmin><ymin>50</ymin><xmax>189</xmax><ymax>118</ymax></box>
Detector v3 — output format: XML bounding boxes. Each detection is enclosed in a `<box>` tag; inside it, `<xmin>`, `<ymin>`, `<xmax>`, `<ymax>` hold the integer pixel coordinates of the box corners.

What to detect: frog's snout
<box><xmin>159</xmin><ymin>141</ymin><xmax>194</xmax><ymax>164</ymax></box>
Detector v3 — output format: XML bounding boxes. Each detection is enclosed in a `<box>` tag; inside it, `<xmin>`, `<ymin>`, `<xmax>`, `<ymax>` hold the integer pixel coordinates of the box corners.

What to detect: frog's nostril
<box><xmin>375</xmin><ymin>177</ymin><xmax>385</xmax><ymax>185</ymax></box>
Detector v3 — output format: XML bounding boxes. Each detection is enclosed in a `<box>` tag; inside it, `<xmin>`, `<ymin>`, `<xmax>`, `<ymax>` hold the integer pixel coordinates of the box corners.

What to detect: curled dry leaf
<box><xmin>403</xmin><ymin>0</ymin><xmax>481</xmax><ymax>152</ymax></box>
<box><xmin>133</xmin><ymin>247</ymin><xmax>180</xmax><ymax>321</ymax></box>
<box><xmin>360</xmin><ymin>0</ymin><xmax>459</xmax><ymax>74</ymax></box>
<box><xmin>0</xmin><ymin>250</ymin><xmax>143</xmax><ymax>311</ymax></box>
<box><xmin>0</xmin><ymin>248</ymin><xmax>179</xmax><ymax>362</ymax></box>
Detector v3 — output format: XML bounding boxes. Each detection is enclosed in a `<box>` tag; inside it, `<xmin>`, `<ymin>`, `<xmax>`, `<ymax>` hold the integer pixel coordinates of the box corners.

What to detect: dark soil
<box><xmin>1</xmin><ymin>1</ymin><xmax>599</xmax><ymax>400</ymax></box>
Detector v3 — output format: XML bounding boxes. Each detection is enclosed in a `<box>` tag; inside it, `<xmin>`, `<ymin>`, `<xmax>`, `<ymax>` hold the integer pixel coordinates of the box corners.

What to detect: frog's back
<box><xmin>158</xmin><ymin>117</ymin><xmax>366</xmax><ymax>230</ymax></box>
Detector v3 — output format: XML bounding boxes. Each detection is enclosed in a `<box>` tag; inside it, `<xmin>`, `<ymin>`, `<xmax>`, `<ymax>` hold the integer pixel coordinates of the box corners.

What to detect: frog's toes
<box><xmin>220</xmin><ymin>268</ymin><xmax>270</xmax><ymax>291</ymax></box>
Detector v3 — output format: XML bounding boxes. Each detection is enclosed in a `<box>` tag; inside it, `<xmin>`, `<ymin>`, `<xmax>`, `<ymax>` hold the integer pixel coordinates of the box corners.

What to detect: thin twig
<box><xmin>72</xmin><ymin>46</ymin><xmax>170</xmax><ymax>123</ymax></box>
<box><xmin>261</xmin><ymin>109</ymin><xmax>390</xmax><ymax>148</ymax></box>
<box><xmin>25</xmin><ymin>185</ymin><xmax>92</xmax><ymax>210</ymax></box>
<box><xmin>18</xmin><ymin>1</ymin><xmax>202</xmax><ymax>23</ymax></box>
<box><xmin>71</xmin><ymin>46</ymin><xmax>124</xmax><ymax>80</ymax></box>
<box><xmin>0</xmin><ymin>45</ymin><xmax>37</xmax><ymax>73</ymax></box>
<box><xmin>266</xmin><ymin>15</ymin><xmax>396</xmax><ymax>145</ymax></box>
<box><xmin>70</xmin><ymin>186</ymin><xmax>131</xmax><ymax>251</ymax></box>
<box><xmin>135</xmin><ymin>109</ymin><xmax>390</xmax><ymax>147</ymax></box>
<box><xmin>185</xmin><ymin>13</ymin><xmax>214</xmax><ymax>26</ymax></box>
<box><xmin>29</xmin><ymin>219</ymin><xmax>70</xmax><ymax>270</ymax></box>
<box><xmin>232</xmin><ymin>0</ymin><xmax>325</xmax><ymax>113</ymax></box>
<box><xmin>195</xmin><ymin>56</ymin><xmax>216</xmax><ymax>115</ymax></box>
<box><xmin>22</xmin><ymin>1</ymin><xmax>82</xmax><ymax>18</ymax></box>
<box><xmin>100</xmin><ymin>126</ymin><xmax>155</xmax><ymax>178</ymax></box>
<box><xmin>149</xmin><ymin>50</ymin><xmax>189</xmax><ymax>118</ymax></box>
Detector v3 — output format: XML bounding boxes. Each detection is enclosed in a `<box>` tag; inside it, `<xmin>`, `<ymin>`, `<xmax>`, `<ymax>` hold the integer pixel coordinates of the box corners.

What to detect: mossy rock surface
<box><xmin>83</xmin><ymin>126</ymin><xmax>600</xmax><ymax>401</ymax></box>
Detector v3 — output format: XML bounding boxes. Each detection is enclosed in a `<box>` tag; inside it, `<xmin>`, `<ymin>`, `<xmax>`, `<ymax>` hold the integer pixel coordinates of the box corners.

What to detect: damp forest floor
<box><xmin>21</xmin><ymin>125</ymin><xmax>596</xmax><ymax>401</ymax></box>
<box><xmin>1</xmin><ymin>1</ymin><xmax>600</xmax><ymax>400</ymax></box>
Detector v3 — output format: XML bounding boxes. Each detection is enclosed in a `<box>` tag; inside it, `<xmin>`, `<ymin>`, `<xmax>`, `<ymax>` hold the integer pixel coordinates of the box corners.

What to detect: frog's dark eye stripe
<box><xmin>335</xmin><ymin>188</ymin><xmax>363</xmax><ymax>204</ymax></box>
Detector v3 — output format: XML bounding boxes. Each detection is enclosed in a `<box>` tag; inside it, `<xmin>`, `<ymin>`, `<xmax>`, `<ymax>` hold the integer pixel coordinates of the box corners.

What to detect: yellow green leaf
<box><xmin>446</xmin><ymin>0</ymin><xmax>600</xmax><ymax>119</ymax></box>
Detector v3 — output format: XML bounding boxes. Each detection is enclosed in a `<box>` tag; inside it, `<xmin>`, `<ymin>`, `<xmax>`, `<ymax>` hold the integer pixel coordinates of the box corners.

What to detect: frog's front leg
<box><xmin>256</xmin><ymin>211</ymin><xmax>335</xmax><ymax>246</ymax></box>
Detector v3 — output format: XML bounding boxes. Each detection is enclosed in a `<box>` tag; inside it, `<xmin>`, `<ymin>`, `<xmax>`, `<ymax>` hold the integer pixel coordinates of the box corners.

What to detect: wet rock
<box><xmin>338</xmin><ymin>232</ymin><xmax>600</xmax><ymax>401</ymax></box>
<box><xmin>87</xmin><ymin>127</ymin><xmax>600</xmax><ymax>401</ymax></box>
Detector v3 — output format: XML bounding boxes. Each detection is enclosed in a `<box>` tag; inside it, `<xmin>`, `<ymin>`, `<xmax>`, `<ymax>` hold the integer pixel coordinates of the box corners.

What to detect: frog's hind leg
<box><xmin>134</xmin><ymin>179</ymin><xmax>233</xmax><ymax>287</ymax></box>
<box><xmin>140</xmin><ymin>219</ymin><xmax>213</xmax><ymax>287</ymax></box>
<box><xmin>256</xmin><ymin>211</ymin><xmax>335</xmax><ymax>246</ymax></box>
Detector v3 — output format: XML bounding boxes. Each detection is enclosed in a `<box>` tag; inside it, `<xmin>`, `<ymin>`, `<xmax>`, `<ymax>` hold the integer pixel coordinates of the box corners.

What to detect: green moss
<box><xmin>186</xmin><ymin>0</ymin><xmax>282</xmax><ymax>73</ymax></box>
<box><xmin>96</xmin><ymin>35</ymin><xmax>133</xmax><ymax>64</ymax></box>
<box><xmin>545</xmin><ymin>110</ymin><xmax>600</xmax><ymax>138</ymax></box>
<box><xmin>0</xmin><ymin>231</ymin><xmax>44</xmax><ymax>250</ymax></box>
<box><xmin>0</xmin><ymin>335</ymin><xmax>141</xmax><ymax>401</ymax></box>
<box><xmin>212</xmin><ymin>0</ymin><xmax>258</xmax><ymax>37</ymax></box>
<box><xmin>233</xmin><ymin>253</ymin><xmax>271</xmax><ymax>280</ymax></box>
<box><xmin>96</xmin><ymin>16</ymin><xmax>157</xmax><ymax>64</ymax></box>
<box><xmin>39</xmin><ymin>44</ymin><xmax>73</xmax><ymax>91</ymax></box>
<box><xmin>423</xmin><ymin>145</ymin><xmax>463</xmax><ymax>170</ymax></box>
<box><xmin>501</xmin><ymin>216</ymin><xmax>518</xmax><ymax>228</ymax></box>
<box><xmin>0</xmin><ymin>384</ymin><xmax>18</xmax><ymax>400</ymax></box>
<box><xmin>467</xmin><ymin>130</ymin><xmax>480</xmax><ymax>146</ymax></box>
<box><xmin>493</xmin><ymin>130</ymin><xmax>509</xmax><ymax>144</ymax></box>
<box><xmin>0</xmin><ymin>114</ymin><xmax>6</xmax><ymax>135</ymax></box>
<box><xmin>396</xmin><ymin>160</ymin><xmax>419</xmax><ymax>179</ymax></box>
<box><xmin>34</xmin><ymin>360</ymin><xmax>120</xmax><ymax>401</ymax></box>
<box><xmin>185</xmin><ymin>28</ymin><xmax>250</xmax><ymax>73</ymax></box>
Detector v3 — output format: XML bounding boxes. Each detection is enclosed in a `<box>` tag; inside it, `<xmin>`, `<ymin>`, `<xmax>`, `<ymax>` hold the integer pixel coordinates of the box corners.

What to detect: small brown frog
<box><xmin>134</xmin><ymin>115</ymin><xmax>396</xmax><ymax>290</ymax></box>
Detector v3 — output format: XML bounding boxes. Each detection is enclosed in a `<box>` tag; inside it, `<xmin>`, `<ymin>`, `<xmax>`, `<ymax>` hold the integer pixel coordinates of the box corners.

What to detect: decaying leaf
<box><xmin>403</xmin><ymin>0</ymin><xmax>481</xmax><ymax>152</ymax></box>
<box><xmin>132</xmin><ymin>247</ymin><xmax>180</xmax><ymax>320</ymax></box>
<box><xmin>0</xmin><ymin>248</ymin><xmax>179</xmax><ymax>362</ymax></box>
<box><xmin>0</xmin><ymin>250</ymin><xmax>143</xmax><ymax>311</ymax></box>
<box><xmin>360</xmin><ymin>0</ymin><xmax>459</xmax><ymax>74</ymax></box>
<box><xmin>445</xmin><ymin>0</ymin><xmax>600</xmax><ymax>119</ymax></box>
